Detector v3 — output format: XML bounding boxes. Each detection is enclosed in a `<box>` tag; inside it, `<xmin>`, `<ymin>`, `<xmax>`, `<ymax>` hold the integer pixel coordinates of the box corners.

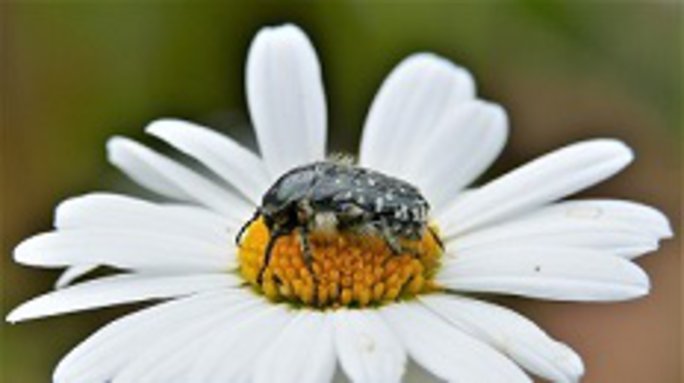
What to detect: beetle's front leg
<box><xmin>377</xmin><ymin>219</ymin><xmax>419</xmax><ymax>256</ymax></box>
<box><xmin>297</xmin><ymin>226</ymin><xmax>316</xmax><ymax>274</ymax></box>
<box><xmin>296</xmin><ymin>225</ymin><xmax>320</xmax><ymax>302</ymax></box>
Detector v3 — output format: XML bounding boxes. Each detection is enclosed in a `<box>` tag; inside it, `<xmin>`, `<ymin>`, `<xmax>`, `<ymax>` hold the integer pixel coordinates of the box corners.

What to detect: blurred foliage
<box><xmin>1</xmin><ymin>1</ymin><xmax>681</xmax><ymax>382</ymax></box>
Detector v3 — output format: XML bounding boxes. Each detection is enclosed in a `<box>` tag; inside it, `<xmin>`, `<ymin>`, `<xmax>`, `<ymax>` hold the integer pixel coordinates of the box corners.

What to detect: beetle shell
<box><xmin>260</xmin><ymin>161</ymin><xmax>429</xmax><ymax>239</ymax></box>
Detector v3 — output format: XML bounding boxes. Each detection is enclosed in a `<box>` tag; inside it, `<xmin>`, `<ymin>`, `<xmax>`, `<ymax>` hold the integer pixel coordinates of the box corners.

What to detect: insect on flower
<box><xmin>238</xmin><ymin>160</ymin><xmax>440</xmax><ymax>284</ymax></box>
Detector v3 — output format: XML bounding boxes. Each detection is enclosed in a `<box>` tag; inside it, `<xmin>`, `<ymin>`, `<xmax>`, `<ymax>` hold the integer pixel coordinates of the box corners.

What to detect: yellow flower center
<box><xmin>238</xmin><ymin>218</ymin><xmax>442</xmax><ymax>309</ymax></box>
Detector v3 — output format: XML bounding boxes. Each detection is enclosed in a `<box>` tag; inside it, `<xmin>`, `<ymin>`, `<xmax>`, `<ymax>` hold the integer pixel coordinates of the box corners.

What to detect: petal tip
<box><xmin>631</xmin><ymin>267</ymin><xmax>651</xmax><ymax>298</ymax></box>
<box><xmin>5</xmin><ymin>311</ymin><xmax>19</xmax><ymax>324</ymax></box>
<box><xmin>5</xmin><ymin>301</ymin><xmax>34</xmax><ymax>323</ymax></box>
<box><xmin>250</xmin><ymin>23</ymin><xmax>312</xmax><ymax>53</ymax></box>
<box><xmin>659</xmin><ymin>217</ymin><xmax>675</xmax><ymax>239</ymax></box>
<box><xmin>145</xmin><ymin>118</ymin><xmax>187</xmax><ymax>135</ymax></box>
<box><xmin>554</xmin><ymin>342</ymin><xmax>585</xmax><ymax>380</ymax></box>
<box><xmin>105</xmin><ymin>136</ymin><xmax>134</xmax><ymax>163</ymax></box>
<box><xmin>402</xmin><ymin>52</ymin><xmax>476</xmax><ymax>91</ymax></box>
<box><xmin>599</xmin><ymin>138</ymin><xmax>635</xmax><ymax>165</ymax></box>
<box><xmin>260</xmin><ymin>23</ymin><xmax>306</xmax><ymax>35</ymax></box>
<box><xmin>616</xmin><ymin>140</ymin><xmax>635</xmax><ymax>163</ymax></box>
<box><xmin>13</xmin><ymin>236</ymin><xmax>35</xmax><ymax>264</ymax></box>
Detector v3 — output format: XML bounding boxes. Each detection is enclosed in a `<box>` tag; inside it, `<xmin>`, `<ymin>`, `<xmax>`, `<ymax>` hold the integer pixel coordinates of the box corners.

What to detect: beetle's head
<box><xmin>259</xmin><ymin>199</ymin><xmax>302</xmax><ymax>235</ymax></box>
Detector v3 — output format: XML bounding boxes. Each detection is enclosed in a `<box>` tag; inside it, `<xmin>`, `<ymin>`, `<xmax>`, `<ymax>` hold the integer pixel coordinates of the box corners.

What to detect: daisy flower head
<box><xmin>8</xmin><ymin>23</ymin><xmax>673</xmax><ymax>383</ymax></box>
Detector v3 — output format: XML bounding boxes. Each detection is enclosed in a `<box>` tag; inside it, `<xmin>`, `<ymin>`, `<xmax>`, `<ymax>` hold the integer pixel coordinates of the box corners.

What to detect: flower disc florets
<box><xmin>238</xmin><ymin>218</ymin><xmax>442</xmax><ymax>308</ymax></box>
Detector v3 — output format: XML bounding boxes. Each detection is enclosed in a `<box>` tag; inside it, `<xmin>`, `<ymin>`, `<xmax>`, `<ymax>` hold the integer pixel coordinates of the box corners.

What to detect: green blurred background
<box><xmin>1</xmin><ymin>1</ymin><xmax>681</xmax><ymax>382</ymax></box>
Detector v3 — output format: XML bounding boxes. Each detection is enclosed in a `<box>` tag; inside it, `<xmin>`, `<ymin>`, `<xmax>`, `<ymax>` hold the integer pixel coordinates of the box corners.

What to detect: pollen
<box><xmin>238</xmin><ymin>219</ymin><xmax>442</xmax><ymax>309</ymax></box>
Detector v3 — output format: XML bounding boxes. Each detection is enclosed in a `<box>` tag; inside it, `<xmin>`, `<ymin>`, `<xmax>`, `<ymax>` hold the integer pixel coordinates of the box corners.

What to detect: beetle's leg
<box><xmin>257</xmin><ymin>230</ymin><xmax>284</xmax><ymax>284</ymax></box>
<box><xmin>377</xmin><ymin>219</ymin><xmax>419</xmax><ymax>256</ymax></box>
<box><xmin>382</xmin><ymin>231</ymin><xmax>403</xmax><ymax>254</ymax></box>
<box><xmin>297</xmin><ymin>226</ymin><xmax>319</xmax><ymax>302</ymax></box>
<box><xmin>297</xmin><ymin>226</ymin><xmax>315</xmax><ymax>269</ymax></box>
<box><xmin>235</xmin><ymin>210</ymin><xmax>261</xmax><ymax>246</ymax></box>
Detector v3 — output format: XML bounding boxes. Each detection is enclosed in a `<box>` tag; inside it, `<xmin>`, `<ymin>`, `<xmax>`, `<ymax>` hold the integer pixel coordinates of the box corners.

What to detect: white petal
<box><xmin>332</xmin><ymin>309</ymin><xmax>406</xmax><ymax>383</ymax></box>
<box><xmin>421</xmin><ymin>294</ymin><xmax>584</xmax><ymax>383</ymax></box>
<box><xmin>437</xmin><ymin>139</ymin><xmax>634</xmax><ymax>236</ymax></box>
<box><xmin>246</xmin><ymin>24</ymin><xmax>327</xmax><ymax>178</ymax></box>
<box><xmin>402</xmin><ymin>100</ymin><xmax>508</xmax><ymax>211</ymax></box>
<box><xmin>359</xmin><ymin>53</ymin><xmax>475</xmax><ymax>177</ymax></box>
<box><xmin>519</xmin><ymin>199</ymin><xmax>673</xmax><ymax>239</ymax></box>
<box><xmin>146</xmin><ymin>119</ymin><xmax>271</xmax><ymax>204</ymax></box>
<box><xmin>107</xmin><ymin>137</ymin><xmax>252</xmax><ymax>222</ymax></box>
<box><xmin>253</xmin><ymin>312</ymin><xmax>335</xmax><ymax>383</ymax></box>
<box><xmin>15</xmin><ymin>229</ymin><xmax>234</xmax><ymax>272</ymax></box>
<box><xmin>187</xmin><ymin>304</ymin><xmax>293</xmax><ymax>382</ymax></box>
<box><xmin>438</xmin><ymin>245</ymin><xmax>650</xmax><ymax>301</ymax></box>
<box><xmin>112</xmin><ymin>296</ymin><xmax>264</xmax><ymax>383</ymax></box>
<box><xmin>381</xmin><ymin>303</ymin><xmax>531</xmax><ymax>382</ymax></box>
<box><xmin>7</xmin><ymin>273</ymin><xmax>240</xmax><ymax>322</ymax></box>
<box><xmin>54</xmin><ymin>264</ymin><xmax>98</xmax><ymax>289</ymax></box>
<box><xmin>358</xmin><ymin>53</ymin><xmax>475</xmax><ymax>172</ymax></box>
<box><xmin>54</xmin><ymin>290</ymin><xmax>249</xmax><ymax>383</ymax></box>
<box><xmin>55</xmin><ymin>192</ymin><xmax>237</xmax><ymax>244</ymax></box>
<box><xmin>449</xmin><ymin>207</ymin><xmax>660</xmax><ymax>259</ymax></box>
<box><xmin>105</xmin><ymin>139</ymin><xmax>186</xmax><ymax>201</ymax></box>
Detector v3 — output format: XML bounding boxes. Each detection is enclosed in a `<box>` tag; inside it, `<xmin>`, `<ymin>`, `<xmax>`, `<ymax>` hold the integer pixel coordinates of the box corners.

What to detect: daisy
<box><xmin>8</xmin><ymin>24</ymin><xmax>672</xmax><ymax>383</ymax></box>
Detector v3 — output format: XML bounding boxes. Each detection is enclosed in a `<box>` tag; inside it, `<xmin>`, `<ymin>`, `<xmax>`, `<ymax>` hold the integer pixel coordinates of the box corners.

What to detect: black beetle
<box><xmin>237</xmin><ymin>161</ymin><xmax>439</xmax><ymax>281</ymax></box>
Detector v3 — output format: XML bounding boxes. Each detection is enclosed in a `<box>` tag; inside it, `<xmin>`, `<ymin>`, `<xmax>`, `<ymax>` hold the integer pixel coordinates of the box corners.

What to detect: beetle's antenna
<box><xmin>428</xmin><ymin>226</ymin><xmax>444</xmax><ymax>250</ymax></box>
<box><xmin>235</xmin><ymin>209</ymin><xmax>261</xmax><ymax>246</ymax></box>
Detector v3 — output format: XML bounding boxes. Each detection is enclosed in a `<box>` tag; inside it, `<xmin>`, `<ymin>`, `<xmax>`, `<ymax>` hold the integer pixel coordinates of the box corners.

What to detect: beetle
<box><xmin>236</xmin><ymin>160</ymin><xmax>440</xmax><ymax>282</ymax></box>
